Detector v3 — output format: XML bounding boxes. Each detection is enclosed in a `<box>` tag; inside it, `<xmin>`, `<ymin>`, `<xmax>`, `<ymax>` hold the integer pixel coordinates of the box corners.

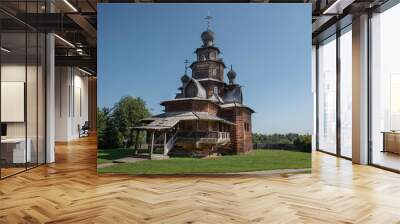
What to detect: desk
<box><xmin>1</xmin><ymin>138</ymin><xmax>31</xmax><ymax>164</ymax></box>
<box><xmin>382</xmin><ymin>131</ymin><xmax>400</xmax><ymax>154</ymax></box>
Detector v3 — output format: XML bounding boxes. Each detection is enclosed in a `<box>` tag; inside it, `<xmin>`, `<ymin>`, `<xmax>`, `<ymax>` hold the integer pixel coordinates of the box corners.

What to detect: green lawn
<box><xmin>97</xmin><ymin>148</ymin><xmax>136</xmax><ymax>164</ymax></box>
<box><xmin>97</xmin><ymin>149</ymin><xmax>311</xmax><ymax>174</ymax></box>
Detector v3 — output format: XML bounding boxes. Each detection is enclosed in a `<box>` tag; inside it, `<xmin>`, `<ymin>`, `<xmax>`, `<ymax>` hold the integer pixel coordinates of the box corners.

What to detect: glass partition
<box><xmin>0</xmin><ymin>31</ymin><xmax>28</xmax><ymax>177</ymax></box>
<box><xmin>339</xmin><ymin>26</ymin><xmax>352</xmax><ymax>158</ymax></box>
<box><xmin>371</xmin><ymin>3</ymin><xmax>400</xmax><ymax>171</ymax></box>
<box><xmin>0</xmin><ymin>3</ymin><xmax>46</xmax><ymax>179</ymax></box>
<box><xmin>317</xmin><ymin>35</ymin><xmax>337</xmax><ymax>154</ymax></box>
<box><xmin>38</xmin><ymin>32</ymin><xmax>46</xmax><ymax>165</ymax></box>
<box><xmin>27</xmin><ymin>31</ymin><xmax>38</xmax><ymax>169</ymax></box>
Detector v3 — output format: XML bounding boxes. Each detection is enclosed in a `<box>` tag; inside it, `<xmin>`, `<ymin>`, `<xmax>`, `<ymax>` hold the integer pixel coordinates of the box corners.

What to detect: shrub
<box><xmin>293</xmin><ymin>135</ymin><xmax>312</xmax><ymax>152</ymax></box>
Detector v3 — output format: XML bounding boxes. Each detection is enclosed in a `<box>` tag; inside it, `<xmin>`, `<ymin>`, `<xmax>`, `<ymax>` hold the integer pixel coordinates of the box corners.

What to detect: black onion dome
<box><xmin>201</xmin><ymin>29</ymin><xmax>215</xmax><ymax>45</ymax></box>
<box><xmin>227</xmin><ymin>67</ymin><xmax>237</xmax><ymax>81</ymax></box>
<box><xmin>181</xmin><ymin>74</ymin><xmax>190</xmax><ymax>83</ymax></box>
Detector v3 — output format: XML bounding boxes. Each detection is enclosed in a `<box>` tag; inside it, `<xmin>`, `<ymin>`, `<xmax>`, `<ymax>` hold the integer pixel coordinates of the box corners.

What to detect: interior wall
<box><xmin>55</xmin><ymin>66</ymin><xmax>69</xmax><ymax>141</ymax></box>
<box><xmin>55</xmin><ymin>66</ymin><xmax>89</xmax><ymax>141</ymax></box>
<box><xmin>0</xmin><ymin>64</ymin><xmax>38</xmax><ymax>138</ymax></box>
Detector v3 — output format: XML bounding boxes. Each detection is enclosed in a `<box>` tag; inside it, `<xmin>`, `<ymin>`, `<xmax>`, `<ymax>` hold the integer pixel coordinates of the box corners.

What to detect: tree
<box><xmin>252</xmin><ymin>132</ymin><xmax>311</xmax><ymax>152</ymax></box>
<box><xmin>112</xmin><ymin>96</ymin><xmax>151</xmax><ymax>148</ymax></box>
<box><xmin>97</xmin><ymin>107</ymin><xmax>106</xmax><ymax>138</ymax></box>
<box><xmin>97</xmin><ymin>107</ymin><xmax>123</xmax><ymax>149</ymax></box>
<box><xmin>293</xmin><ymin>135</ymin><xmax>312</xmax><ymax>152</ymax></box>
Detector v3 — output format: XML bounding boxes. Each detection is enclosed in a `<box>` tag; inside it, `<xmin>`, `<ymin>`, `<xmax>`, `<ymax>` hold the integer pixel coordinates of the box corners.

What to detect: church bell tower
<box><xmin>190</xmin><ymin>15</ymin><xmax>226</xmax><ymax>98</ymax></box>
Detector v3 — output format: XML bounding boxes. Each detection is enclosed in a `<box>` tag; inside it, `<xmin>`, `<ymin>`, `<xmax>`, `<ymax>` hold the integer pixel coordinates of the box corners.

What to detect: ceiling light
<box><xmin>76</xmin><ymin>48</ymin><xmax>86</xmax><ymax>56</ymax></box>
<box><xmin>1</xmin><ymin>47</ymin><xmax>11</xmax><ymax>53</ymax></box>
<box><xmin>78</xmin><ymin>67</ymin><xmax>93</xmax><ymax>76</ymax></box>
<box><xmin>322</xmin><ymin>0</ymin><xmax>354</xmax><ymax>15</ymax></box>
<box><xmin>54</xmin><ymin>34</ymin><xmax>75</xmax><ymax>48</ymax></box>
<box><xmin>63</xmin><ymin>0</ymin><xmax>78</xmax><ymax>12</ymax></box>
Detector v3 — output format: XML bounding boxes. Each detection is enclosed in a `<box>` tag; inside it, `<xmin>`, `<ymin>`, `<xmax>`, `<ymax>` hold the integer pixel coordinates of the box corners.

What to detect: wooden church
<box><xmin>134</xmin><ymin>18</ymin><xmax>254</xmax><ymax>158</ymax></box>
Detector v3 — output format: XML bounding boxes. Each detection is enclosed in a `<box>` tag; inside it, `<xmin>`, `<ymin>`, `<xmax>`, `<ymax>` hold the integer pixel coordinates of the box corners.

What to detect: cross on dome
<box><xmin>184</xmin><ymin>59</ymin><xmax>189</xmax><ymax>74</ymax></box>
<box><xmin>205</xmin><ymin>14</ymin><xmax>212</xmax><ymax>30</ymax></box>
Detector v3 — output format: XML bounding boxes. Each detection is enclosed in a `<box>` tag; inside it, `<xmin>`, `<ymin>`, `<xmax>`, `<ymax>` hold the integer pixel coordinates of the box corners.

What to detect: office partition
<box><xmin>0</xmin><ymin>2</ymin><xmax>47</xmax><ymax>179</ymax></box>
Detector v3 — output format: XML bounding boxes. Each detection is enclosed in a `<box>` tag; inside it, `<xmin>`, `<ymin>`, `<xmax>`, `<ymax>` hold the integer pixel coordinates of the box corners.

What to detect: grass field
<box><xmin>97</xmin><ymin>149</ymin><xmax>311</xmax><ymax>174</ymax></box>
<box><xmin>97</xmin><ymin>148</ymin><xmax>135</xmax><ymax>164</ymax></box>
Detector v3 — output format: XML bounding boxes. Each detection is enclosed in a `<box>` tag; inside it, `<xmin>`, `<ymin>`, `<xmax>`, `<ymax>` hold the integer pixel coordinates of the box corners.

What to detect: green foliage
<box><xmin>97</xmin><ymin>150</ymin><xmax>311</xmax><ymax>174</ymax></box>
<box><xmin>293</xmin><ymin>135</ymin><xmax>312</xmax><ymax>152</ymax></box>
<box><xmin>253</xmin><ymin>133</ymin><xmax>312</xmax><ymax>152</ymax></box>
<box><xmin>97</xmin><ymin>107</ymin><xmax>124</xmax><ymax>149</ymax></box>
<box><xmin>112</xmin><ymin>96</ymin><xmax>151</xmax><ymax>147</ymax></box>
<box><xmin>97</xmin><ymin>107</ymin><xmax>106</xmax><ymax>146</ymax></box>
<box><xmin>253</xmin><ymin>133</ymin><xmax>302</xmax><ymax>144</ymax></box>
<box><xmin>97</xmin><ymin>96</ymin><xmax>151</xmax><ymax>149</ymax></box>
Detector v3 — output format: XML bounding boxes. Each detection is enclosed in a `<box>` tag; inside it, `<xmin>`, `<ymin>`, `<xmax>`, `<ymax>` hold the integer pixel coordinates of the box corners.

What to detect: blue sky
<box><xmin>98</xmin><ymin>3</ymin><xmax>312</xmax><ymax>134</ymax></box>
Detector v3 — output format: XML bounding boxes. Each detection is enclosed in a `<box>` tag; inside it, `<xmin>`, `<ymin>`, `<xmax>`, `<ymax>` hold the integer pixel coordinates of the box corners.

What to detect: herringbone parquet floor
<box><xmin>1</xmin><ymin>136</ymin><xmax>400</xmax><ymax>224</ymax></box>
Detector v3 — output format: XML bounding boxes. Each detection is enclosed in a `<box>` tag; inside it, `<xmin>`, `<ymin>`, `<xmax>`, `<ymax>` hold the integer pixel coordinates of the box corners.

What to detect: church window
<box><xmin>212</xmin><ymin>68</ymin><xmax>217</xmax><ymax>77</ymax></box>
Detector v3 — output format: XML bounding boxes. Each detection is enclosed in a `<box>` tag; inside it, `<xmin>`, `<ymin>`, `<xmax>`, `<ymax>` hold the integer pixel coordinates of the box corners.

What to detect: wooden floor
<box><xmin>1</xmin><ymin>136</ymin><xmax>400</xmax><ymax>224</ymax></box>
<box><xmin>1</xmin><ymin>167</ymin><xmax>26</xmax><ymax>178</ymax></box>
<box><xmin>372</xmin><ymin>151</ymin><xmax>400</xmax><ymax>171</ymax></box>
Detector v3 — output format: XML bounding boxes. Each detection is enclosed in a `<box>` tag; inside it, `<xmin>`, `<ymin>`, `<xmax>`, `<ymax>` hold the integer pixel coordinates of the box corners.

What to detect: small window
<box><xmin>244</xmin><ymin>122</ymin><xmax>250</xmax><ymax>132</ymax></box>
<box><xmin>211</xmin><ymin>52</ymin><xmax>216</xmax><ymax>59</ymax></box>
<box><xmin>209</xmin><ymin>68</ymin><xmax>216</xmax><ymax>77</ymax></box>
<box><xmin>213</xmin><ymin>86</ymin><xmax>218</xmax><ymax>94</ymax></box>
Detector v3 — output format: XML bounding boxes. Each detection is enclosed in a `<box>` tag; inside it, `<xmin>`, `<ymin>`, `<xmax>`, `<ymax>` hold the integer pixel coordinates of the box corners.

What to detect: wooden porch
<box><xmin>133</xmin><ymin>118</ymin><xmax>233</xmax><ymax>158</ymax></box>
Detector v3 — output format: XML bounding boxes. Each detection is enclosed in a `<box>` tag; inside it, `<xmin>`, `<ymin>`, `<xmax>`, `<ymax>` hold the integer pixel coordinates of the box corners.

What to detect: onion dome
<box><xmin>227</xmin><ymin>65</ymin><xmax>236</xmax><ymax>84</ymax></box>
<box><xmin>201</xmin><ymin>29</ymin><xmax>215</xmax><ymax>47</ymax></box>
<box><xmin>223</xmin><ymin>85</ymin><xmax>243</xmax><ymax>104</ymax></box>
<box><xmin>181</xmin><ymin>73</ymin><xmax>190</xmax><ymax>83</ymax></box>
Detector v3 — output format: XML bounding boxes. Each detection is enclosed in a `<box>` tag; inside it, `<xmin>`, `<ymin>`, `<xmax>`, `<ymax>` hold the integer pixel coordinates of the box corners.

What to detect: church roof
<box><xmin>197</xmin><ymin>78</ymin><xmax>224</xmax><ymax>83</ymax></box>
<box><xmin>209</xmin><ymin>92</ymin><xmax>224</xmax><ymax>104</ymax></box>
<box><xmin>175</xmin><ymin>78</ymin><xmax>207</xmax><ymax>99</ymax></box>
<box><xmin>223</xmin><ymin>85</ymin><xmax>243</xmax><ymax>104</ymax></box>
<box><xmin>161</xmin><ymin>97</ymin><xmax>216</xmax><ymax>106</ymax></box>
<box><xmin>220</xmin><ymin>102</ymin><xmax>255</xmax><ymax>113</ymax></box>
<box><xmin>136</xmin><ymin>111</ymin><xmax>235</xmax><ymax>130</ymax></box>
<box><xmin>175</xmin><ymin>93</ymin><xmax>184</xmax><ymax>99</ymax></box>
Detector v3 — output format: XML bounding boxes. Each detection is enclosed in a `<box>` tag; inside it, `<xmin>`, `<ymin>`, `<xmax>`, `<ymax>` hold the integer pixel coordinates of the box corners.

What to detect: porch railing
<box><xmin>177</xmin><ymin>131</ymin><xmax>230</xmax><ymax>144</ymax></box>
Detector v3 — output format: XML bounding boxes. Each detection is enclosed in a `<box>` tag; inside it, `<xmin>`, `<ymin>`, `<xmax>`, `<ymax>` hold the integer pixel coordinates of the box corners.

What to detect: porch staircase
<box><xmin>135</xmin><ymin>129</ymin><xmax>178</xmax><ymax>160</ymax></box>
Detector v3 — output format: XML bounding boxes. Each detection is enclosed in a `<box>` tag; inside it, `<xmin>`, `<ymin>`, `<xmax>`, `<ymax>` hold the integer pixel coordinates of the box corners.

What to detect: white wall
<box><xmin>55</xmin><ymin>66</ymin><xmax>70</xmax><ymax>141</ymax></box>
<box><xmin>55</xmin><ymin>67</ymin><xmax>89</xmax><ymax>141</ymax></box>
<box><xmin>1</xmin><ymin>64</ymin><xmax>37</xmax><ymax>136</ymax></box>
<box><xmin>1</xmin><ymin>66</ymin><xmax>27</xmax><ymax>139</ymax></box>
<box><xmin>1</xmin><ymin>63</ymin><xmax>46</xmax><ymax>164</ymax></box>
